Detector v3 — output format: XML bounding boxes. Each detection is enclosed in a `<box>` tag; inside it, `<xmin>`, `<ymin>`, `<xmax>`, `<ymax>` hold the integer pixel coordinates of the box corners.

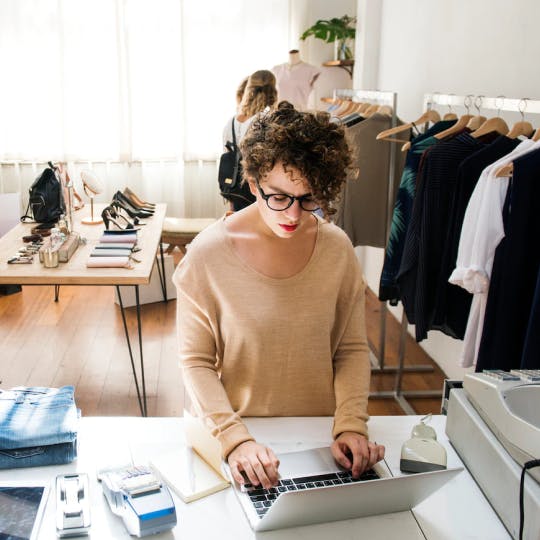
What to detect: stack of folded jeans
<box><xmin>0</xmin><ymin>386</ymin><xmax>79</xmax><ymax>469</ymax></box>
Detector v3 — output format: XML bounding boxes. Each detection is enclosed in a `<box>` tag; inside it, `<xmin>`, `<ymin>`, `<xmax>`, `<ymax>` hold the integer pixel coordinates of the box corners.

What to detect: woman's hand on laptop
<box><xmin>331</xmin><ymin>432</ymin><xmax>385</xmax><ymax>478</ymax></box>
<box><xmin>227</xmin><ymin>441</ymin><xmax>280</xmax><ymax>489</ymax></box>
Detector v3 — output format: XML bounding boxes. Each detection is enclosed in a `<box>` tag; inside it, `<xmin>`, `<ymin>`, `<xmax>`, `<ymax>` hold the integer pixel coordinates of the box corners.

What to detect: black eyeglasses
<box><xmin>255</xmin><ymin>180</ymin><xmax>320</xmax><ymax>212</ymax></box>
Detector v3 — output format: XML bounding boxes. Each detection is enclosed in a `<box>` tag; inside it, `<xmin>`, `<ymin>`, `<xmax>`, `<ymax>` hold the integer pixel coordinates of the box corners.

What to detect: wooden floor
<box><xmin>0</xmin><ymin>255</ymin><xmax>446</xmax><ymax>418</ymax></box>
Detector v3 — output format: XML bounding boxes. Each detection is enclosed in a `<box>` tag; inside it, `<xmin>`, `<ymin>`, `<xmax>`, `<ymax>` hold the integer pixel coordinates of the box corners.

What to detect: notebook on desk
<box><xmin>227</xmin><ymin>446</ymin><xmax>462</xmax><ymax>532</ymax></box>
<box><xmin>150</xmin><ymin>411</ymin><xmax>230</xmax><ymax>503</ymax></box>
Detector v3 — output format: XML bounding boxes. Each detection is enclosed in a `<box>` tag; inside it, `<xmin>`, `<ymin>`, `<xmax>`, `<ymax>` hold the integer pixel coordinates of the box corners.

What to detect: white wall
<box><xmin>353</xmin><ymin>0</ymin><xmax>540</xmax><ymax>380</ymax></box>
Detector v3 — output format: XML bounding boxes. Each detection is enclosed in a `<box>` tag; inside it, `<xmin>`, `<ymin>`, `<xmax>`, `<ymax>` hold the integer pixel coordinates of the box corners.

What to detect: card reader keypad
<box><xmin>483</xmin><ymin>369</ymin><xmax>540</xmax><ymax>382</ymax></box>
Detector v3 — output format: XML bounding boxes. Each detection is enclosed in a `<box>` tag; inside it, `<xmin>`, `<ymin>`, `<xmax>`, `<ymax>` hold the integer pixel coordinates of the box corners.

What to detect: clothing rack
<box><xmin>391</xmin><ymin>92</ymin><xmax>540</xmax><ymax>413</ymax></box>
<box><xmin>333</xmin><ymin>89</ymin><xmax>434</xmax><ymax>415</ymax></box>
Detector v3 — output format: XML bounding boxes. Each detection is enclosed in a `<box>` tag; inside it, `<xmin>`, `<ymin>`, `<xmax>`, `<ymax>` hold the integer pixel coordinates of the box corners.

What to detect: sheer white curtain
<box><xmin>0</xmin><ymin>0</ymin><xmax>290</xmax><ymax>217</ymax></box>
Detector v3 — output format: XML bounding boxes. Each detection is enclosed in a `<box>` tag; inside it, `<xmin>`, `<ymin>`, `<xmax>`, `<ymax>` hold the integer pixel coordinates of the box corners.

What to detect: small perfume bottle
<box><xmin>50</xmin><ymin>228</ymin><xmax>63</xmax><ymax>249</ymax></box>
<box><xmin>58</xmin><ymin>214</ymin><xmax>69</xmax><ymax>236</ymax></box>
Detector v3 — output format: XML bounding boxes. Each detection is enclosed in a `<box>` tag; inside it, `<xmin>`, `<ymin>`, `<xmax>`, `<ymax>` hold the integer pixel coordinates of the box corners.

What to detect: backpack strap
<box><xmin>231</xmin><ymin>117</ymin><xmax>237</xmax><ymax>147</ymax></box>
<box><xmin>20</xmin><ymin>202</ymin><xmax>34</xmax><ymax>223</ymax></box>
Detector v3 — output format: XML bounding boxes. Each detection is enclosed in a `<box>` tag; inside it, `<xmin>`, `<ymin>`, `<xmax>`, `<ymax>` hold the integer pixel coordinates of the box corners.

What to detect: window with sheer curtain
<box><xmin>0</xmin><ymin>0</ymin><xmax>290</xmax><ymax>216</ymax></box>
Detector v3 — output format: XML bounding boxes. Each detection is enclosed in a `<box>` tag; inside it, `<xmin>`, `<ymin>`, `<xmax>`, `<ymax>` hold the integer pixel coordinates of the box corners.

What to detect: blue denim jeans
<box><xmin>0</xmin><ymin>386</ymin><xmax>78</xmax><ymax>468</ymax></box>
<box><xmin>0</xmin><ymin>440</ymin><xmax>77</xmax><ymax>468</ymax></box>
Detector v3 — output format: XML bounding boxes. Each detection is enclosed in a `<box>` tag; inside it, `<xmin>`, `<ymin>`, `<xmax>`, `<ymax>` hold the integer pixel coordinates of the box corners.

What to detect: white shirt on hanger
<box><xmin>449</xmin><ymin>138</ymin><xmax>540</xmax><ymax>367</ymax></box>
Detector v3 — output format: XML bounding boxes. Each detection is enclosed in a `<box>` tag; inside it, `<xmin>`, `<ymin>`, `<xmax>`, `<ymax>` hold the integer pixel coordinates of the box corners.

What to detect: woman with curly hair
<box><xmin>222</xmin><ymin>70</ymin><xmax>278</xmax><ymax>211</ymax></box>
<box><xmin>175</xmin><ymin>101</ymin><xmax>384</xmax><ymax>489</ymax></box>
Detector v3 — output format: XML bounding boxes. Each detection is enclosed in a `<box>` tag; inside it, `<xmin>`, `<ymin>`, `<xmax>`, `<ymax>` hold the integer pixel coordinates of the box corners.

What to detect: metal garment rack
<box><xmin>423</xmin><ymin>93</ymin><xmax>540</xmax><ymax>116</ymax></box>
<box><xmin>334</xmin><ymin>89</ymin><xmax>434</xmax><ymax>415</ymax></box>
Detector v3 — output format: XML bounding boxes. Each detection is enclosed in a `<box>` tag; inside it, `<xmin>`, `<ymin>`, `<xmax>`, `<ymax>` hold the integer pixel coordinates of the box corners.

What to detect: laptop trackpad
<box><xmin>277</xmin><ymin>447</ymin><xmax>343</xmax><ymax>478</ymax></box>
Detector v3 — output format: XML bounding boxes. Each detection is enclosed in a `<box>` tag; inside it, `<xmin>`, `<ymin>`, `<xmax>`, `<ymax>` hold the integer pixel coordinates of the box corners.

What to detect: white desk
<box><xmin>0</xmin><ymin>415</ymin><xmax>511</xmax><ymax>539</ymax></box>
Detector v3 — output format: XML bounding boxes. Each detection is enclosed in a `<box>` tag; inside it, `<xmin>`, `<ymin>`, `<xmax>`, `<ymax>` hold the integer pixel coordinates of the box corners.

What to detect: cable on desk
<box><xmin>519</xmin><ymin>458</ymin><xmax>540</xmax><ymax>540</ymax></box>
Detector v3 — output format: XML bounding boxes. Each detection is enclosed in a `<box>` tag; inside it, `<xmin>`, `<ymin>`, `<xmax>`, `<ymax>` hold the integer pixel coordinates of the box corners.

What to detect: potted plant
<box><xmin>300</xmin><ymin>15</ymin><xmax>356</xmax><ymax>61</ymax></box>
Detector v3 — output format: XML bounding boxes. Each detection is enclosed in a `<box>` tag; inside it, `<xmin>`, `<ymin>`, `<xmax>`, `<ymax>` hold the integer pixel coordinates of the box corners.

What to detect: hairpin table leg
<box><xmin>115</xmin><ymin>285</ymin><xmax>147</xmax><ymax>416</ymax></box>
<box><xmin>156</xmin><ymin>242</ymin><xmax>167</xmax><ymax>303</ymax></box>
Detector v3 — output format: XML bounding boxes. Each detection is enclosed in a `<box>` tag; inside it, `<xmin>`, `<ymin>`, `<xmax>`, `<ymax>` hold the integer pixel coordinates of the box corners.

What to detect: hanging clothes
<box><xmin>433</xmin><ymin>135</ymin><xmax>520</xmax><ymax>339</ymax></box>
<box><xmin>397</xmin><ymin>131</ymin><xmax>499</xmax><ymax>341</ymax></box>
<box><xmin>334</xmin><ymin>113</ymin><xmax>409</xmax><ymax>248</ymax></box>
<box><xmin>379</xmin><ymin>119</ymin><xmax>457</xmax><ymax>304</ymax></box>
<box><xmin>521</xmin><ymin>266</ymin><xmax>540</xmax><ymax>368</ymax></box>
<box><xmin>475</xmin><ymin>148</ymin><xmax>540</xmax><ymax>371</ymax></box>
<box><xmin>449</xmin><ymin>139</ymin><xmax>539</xmax><ymax>367</ymax></box>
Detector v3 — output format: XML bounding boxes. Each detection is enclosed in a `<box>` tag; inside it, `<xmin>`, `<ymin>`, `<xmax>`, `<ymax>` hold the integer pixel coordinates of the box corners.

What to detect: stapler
<box><xmin>56</xmin><ymin>473</ymin><xmax>91</xmax><ymax>537</ymax></box>
<box><xmin>400</xmin><ymin>414</ymin><xmax>448</xmax><ymax>473</ymax></box>
<box><xmin>98</xmin><ymin>464</ymin><xmax>177</xmax><ymax>537</ymax></box>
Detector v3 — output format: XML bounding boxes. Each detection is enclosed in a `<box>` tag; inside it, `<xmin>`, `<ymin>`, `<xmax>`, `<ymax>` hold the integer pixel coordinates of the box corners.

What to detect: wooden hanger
<box><xmin>377</xmin><ymin>105</ymin><xmax>393</xmax><ymax>117</ymax></box>
<box><xmin>507</xmin><ymin>120</ymin><xmax>534</xmax><ymax>139</ymax></box>
<box><xmin>336</xmin><ymin>101</ymin><xmax>357</xmax><ymax>117</ymax></box>
<box><xmin>433</xmin><ymin>114</ymin><xmax>474</xmax><ymax>140</ymax></box>
<box><xmin>376</xmin><ymin>109</ymin><xmax>441</xmax><ymax>142</ymax></box>
<box><xmin>349</xmin><ymin>102</ymin><xmax>367</xmax><ymax>114</ymax></box>
<box><xmin>352</xmin><ymin>102</ymin><xmax>369</xmax><ymax>114</ymax></box>
<box><xmin>400</xmin><ymin>109</ymin><xmax>471</xmax><ymax>152</ymax></box>
<box><xmin>331</xmin><ymin>99</ymin><xmax>349</xmax><ymax>116</ymax></box>
<box><xmin>495</xmin><ymin>162</ymin><xmax>513</xmax><ymax>178</ymax></box>
<box><xmin>496</xmin><ymin>110</ymin><xmax>536</xmax><ymax>176</ymax></box>
<box><xmin>466</xmin><ymin>115</ymin><xmax>487</xmax><ymax>131</ymax></box>
<box><xmin>471</xmin><ymin>117</ymin><xmax>509</xmax><ymax>138</ymax></box>
<box><xmin>363</xmin><ymin>103</ymin><xmax>381</xmax><ymax>117</ymax></box>
<box><xmin>401</xmin><ymin>141</ymin><xmax>412</xmax><ymax>152</ymax></box>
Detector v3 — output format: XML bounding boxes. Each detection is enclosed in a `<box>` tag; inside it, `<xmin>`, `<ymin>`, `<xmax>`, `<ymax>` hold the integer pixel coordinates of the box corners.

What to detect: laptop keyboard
<box><xmin>245</xmin><ymin>469</ymin><xmax>380</xmax><ymax>518</ymax></box>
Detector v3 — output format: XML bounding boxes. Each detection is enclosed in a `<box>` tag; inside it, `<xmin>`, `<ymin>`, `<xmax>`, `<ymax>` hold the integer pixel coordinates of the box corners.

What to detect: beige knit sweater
<box><xmin>173</xmin><ymin>216</ymin><xmax>371</xmax><ymax>457</ymax></box>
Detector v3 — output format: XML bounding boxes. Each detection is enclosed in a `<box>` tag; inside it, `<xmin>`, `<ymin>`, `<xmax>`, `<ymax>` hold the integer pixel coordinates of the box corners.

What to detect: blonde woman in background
<box><xmin>222</xmin><ymin>70</ymin><xmax>278</xmax><ymax>211</ymax></box>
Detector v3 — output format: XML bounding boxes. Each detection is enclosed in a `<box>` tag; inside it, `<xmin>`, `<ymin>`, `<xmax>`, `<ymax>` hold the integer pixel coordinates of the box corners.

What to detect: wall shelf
<box><xmin>323</xmin><ymin>59</ymin><xmax>354</xmax><ymax>77</ymax></box>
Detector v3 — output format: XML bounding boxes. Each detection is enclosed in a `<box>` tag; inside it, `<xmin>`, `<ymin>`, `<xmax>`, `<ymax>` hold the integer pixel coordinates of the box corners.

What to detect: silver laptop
<box><xmin>229</xmin><ymin>446</ymin><xmax>462</xmax><ymax>532</ymax></box>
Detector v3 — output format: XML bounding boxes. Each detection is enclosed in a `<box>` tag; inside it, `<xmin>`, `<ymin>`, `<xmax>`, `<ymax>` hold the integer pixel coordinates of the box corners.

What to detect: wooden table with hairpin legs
<box><xmin>0</xmin><ymin>203</ymin><xmax>168</xmax><ymax>416</ymax></box>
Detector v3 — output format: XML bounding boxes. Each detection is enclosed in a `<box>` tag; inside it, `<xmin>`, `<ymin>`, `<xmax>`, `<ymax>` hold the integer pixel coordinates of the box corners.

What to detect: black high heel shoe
<box><xmin>101</xmin><ymin>206</ymin><xmax>137</xmax><ymax>230</ymax></box>
<box><xmin>113</xmin><ymin>192</ymin><xmax>153</xmax><ymax>218</ymax></box>
<box><xmin>109</xmin><ymin>205</ymin><xmax>140</xmax><ymax>228</ymax></box>
<box><xmin>110</xmin><ymin>201</ymin><xmax>145</xmax><ymax>225</ymax></box>
<box><xmin>111</xmin><ymin>197</ymin><xmax>152</xmax><ymax>220</ymax></box>
<box><xmin>123</xmin><ymin>187</ymin><xmax>156</xmax><ymax>210</ymax></box>
<box><xmin>115</xmin><ymin>190</ymin><xmax>154</xmax><ymax>214</ymax></box>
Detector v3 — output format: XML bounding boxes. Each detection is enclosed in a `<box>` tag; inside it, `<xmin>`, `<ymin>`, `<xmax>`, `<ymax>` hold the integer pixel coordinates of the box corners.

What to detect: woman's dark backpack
<box><xmin>218</xmin><ymin>119</ymin><xmax>255</xmax><ymax>211</ymax></box>
<box><xmin>21</xmin><ymin>162</ymin><xmax>65</xmax><ymax>224</ymax></box>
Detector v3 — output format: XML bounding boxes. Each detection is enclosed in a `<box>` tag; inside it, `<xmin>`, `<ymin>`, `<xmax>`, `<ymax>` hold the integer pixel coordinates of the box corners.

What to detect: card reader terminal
<box><xmin>98</xmin><ymin>465</ymin><xmax>177</xmax><ymax>537</ymax></box>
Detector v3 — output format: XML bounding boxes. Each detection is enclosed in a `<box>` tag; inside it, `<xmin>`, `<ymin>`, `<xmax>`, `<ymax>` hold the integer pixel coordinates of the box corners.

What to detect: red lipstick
<box><xmin>279</xmin><ymin>224</ymin><xmax>298</xmax><ymax>233</ymax></box>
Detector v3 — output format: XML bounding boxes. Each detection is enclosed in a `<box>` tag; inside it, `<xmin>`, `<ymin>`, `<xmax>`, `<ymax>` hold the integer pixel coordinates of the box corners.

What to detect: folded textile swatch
<box><xmin>86</xmin><ymin>256</ymin><xmax>132</xmax><ymax>268</ymax></box>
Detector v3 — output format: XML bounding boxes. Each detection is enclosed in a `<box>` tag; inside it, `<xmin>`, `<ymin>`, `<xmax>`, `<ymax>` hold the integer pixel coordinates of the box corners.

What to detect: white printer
<box><xmin>446</xmin><ymin>370</ymin><xmax>540</xmax><ymax>540</ymax></box>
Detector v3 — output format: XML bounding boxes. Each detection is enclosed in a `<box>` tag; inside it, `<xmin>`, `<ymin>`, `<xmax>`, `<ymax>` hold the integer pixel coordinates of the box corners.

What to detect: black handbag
<box><xmin>218</xmin><ymin>119</ymin><xmax>255</xmax><ymax>211</ymax></box>
<box><xmin>21</xmin><ymin>162</ymin><xmax>66</xmax><ymax>224</ymax></box>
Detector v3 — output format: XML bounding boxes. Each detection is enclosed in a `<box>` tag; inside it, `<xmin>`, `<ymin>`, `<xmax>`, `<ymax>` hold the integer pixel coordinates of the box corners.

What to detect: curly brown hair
<box><xmin>239</xmin><ymin>101</ymin><xmax>351</xmax><ymax>216</ymax></box>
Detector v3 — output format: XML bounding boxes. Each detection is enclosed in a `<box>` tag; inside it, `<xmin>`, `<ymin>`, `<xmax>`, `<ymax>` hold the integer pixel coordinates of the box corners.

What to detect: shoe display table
<box><xmin>0</xmin><ymin>204</ymin><xmax>167</xmax><ymax>416</ymax></box>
